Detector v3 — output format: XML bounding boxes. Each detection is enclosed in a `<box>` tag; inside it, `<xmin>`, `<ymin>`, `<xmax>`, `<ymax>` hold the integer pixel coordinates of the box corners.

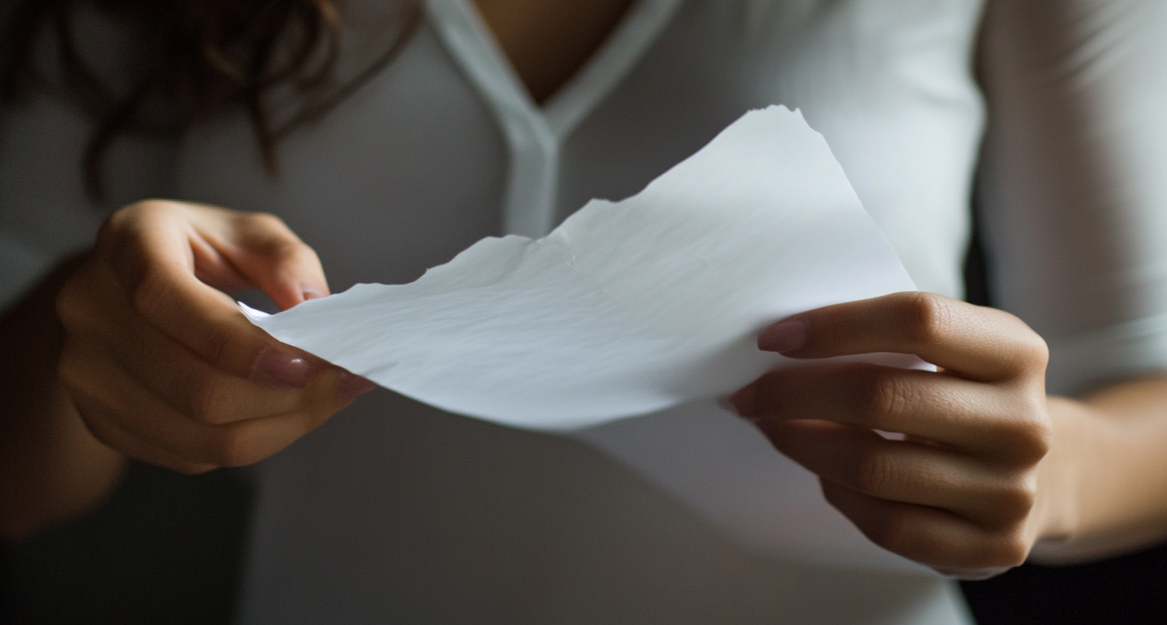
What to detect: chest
<box><xmin>174</xmin><ymin>0</ymin><xmax>986</xmax><ymax>300</ymax></box>
<box><xmin>471</xmin><ymin>0</ymin><xmax>637</xmax><ymax>102</ymax></box>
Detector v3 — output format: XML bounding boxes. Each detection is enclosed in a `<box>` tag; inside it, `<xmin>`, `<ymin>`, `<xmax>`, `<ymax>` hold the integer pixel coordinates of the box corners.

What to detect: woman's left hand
<box><xmin>729</xmin><ymin>291</ymin><xmax>1053</xmax><ymax>578</ymax></box>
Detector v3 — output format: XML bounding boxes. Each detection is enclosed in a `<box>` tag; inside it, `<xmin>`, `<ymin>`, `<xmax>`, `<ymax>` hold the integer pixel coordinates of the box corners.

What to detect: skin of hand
<box><xmin>730</xmin><ymin>292</ymin><xmax>1054</xmax><ymax>579</ymax></box>
<box><xmin>54</xmin><ymin>199</ymin><xmax>375</xmax><ymax>475</ymax></box>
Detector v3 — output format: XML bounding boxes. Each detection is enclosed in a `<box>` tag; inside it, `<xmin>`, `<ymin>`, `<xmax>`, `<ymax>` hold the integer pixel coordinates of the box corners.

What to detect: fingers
<box><xmin>56</xmin><ymin>200</ymin><xmax>371</xmax><ymax>471</ymax></box>
<box><xmin>819</xmin><ymin>480</ymin><xmax>1031</xmax><ymax>571</ymax></box>
<box><xmin>732</xmin><ymin>360</ymin><xmax>1049</xmax><ymax>567</ymax></box>
<box><xmin>737</xmin><ymin>363</ymin><xmax>1050</xmax><ymax>464</ymax></box>
<box><xmin>757</xmin><ymin>419</ymin><xmax>1036</xmax><ymax>528</ymax></box>
<box><xmin>59</xmin><ymin>262</ymin><xmax>312</xmax><ymax>423</ymax></box>
<box><xmin>735</xmin><ymin>292</ymin><xmax>1055</xmax><ymax>572</ymax></box>
<box><xmin>60</xmin><ymin>331</ymin><xmax>360</xmax><ymax>472</ymax></box>
<box><xmin>96</xmin><ymin>201</ymin><xmax>325</xmax><ymax>386</ymax></box>
<box><xmin>186</xmin><ymin>207</ymin><xmax>330</xmax><ymax>308</ymax></box>
<box><xmin>758</xmin><ymin>292</ymin><xmax>1048</xmax><ymax>382</ymax></box>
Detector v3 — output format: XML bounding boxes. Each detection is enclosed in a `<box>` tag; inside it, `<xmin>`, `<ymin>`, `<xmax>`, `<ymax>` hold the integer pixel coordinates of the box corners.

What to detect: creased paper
<box><xmin>241</xmin><ymin>106</ymin><xmax>919</xmax><ymax>431</ymax></box>
<box><xmin>241</xmin><ymin>105</ymin><xmax>935</xmax><ymax>572</ymax></box>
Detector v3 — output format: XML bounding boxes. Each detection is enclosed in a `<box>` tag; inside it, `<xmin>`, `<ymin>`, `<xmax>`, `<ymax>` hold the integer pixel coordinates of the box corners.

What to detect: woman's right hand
<box><xmin>56</xmin><ymin>200</ymin><xmax>374</xmax><ymax>474</ymax></box>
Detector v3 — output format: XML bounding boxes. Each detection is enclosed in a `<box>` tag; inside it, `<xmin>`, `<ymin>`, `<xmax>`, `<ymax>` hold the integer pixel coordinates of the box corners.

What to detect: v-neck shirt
<box><xmin>429</xmin><ymin>0</ymin><xmax>684</xmax><ymax>237</ymax></box>
<box><xmin>208</xmin><ymin>2</ymin><xmax>985</xmax><ymax>622</ymax></box>
<box><xmin>7</xmin><ymin>0</ymin><xmax>1167</xmax><ymax>623</ymax></box>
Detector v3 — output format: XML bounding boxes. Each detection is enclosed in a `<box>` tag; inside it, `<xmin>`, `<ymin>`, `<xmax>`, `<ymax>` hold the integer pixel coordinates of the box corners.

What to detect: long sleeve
<box><xmin>978</xmin><ymin>0</ymin><xmax>1167</xmax><ymax>395</ymax></box>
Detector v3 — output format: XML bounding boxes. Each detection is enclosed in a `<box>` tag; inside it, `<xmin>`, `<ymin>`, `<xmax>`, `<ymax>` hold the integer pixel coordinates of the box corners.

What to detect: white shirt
<box><xmin>3</xmin><ymin>0</ymin><xmax>1167</xmax><ymax>623</ymax></box>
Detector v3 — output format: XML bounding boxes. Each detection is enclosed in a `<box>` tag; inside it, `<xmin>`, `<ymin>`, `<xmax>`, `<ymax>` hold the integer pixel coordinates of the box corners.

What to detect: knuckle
<box><xmin>199</xmin><ymin>322</ymin><xmax>237</xmax><ymax>372</ymax></box>
<box><xmin>852</xmin><ymin>447</ymin><xmax>897</xmax><ymax>494</ymax></box>
<box><xmin>854</xmin><ymin>367</ymin><xmax>912</xmax><ymax>424</ymax></box>
<box><xmin>103</xmin><ymin>203</ymin><xmax>181</xmax><ymax>291</ymax></box>
<box><xmin>898</xmin><ymin>292</ymin><xmax>956</xmax><ymax>345</ymax></box>
<box><xmin>101</xmin><ymin>203</ymin><xmax>144</xmax><ymax>236</ymax></box>
<box><xmin>245</xmin><ymin>213</ymin><xmax>296</xmax><ymax>243</ymax></box>
<box><xmin>1018</xmin><ymin>427</ymin><xmax>1052</xmax><ymax>464</ymax></box>
<box><xmin>270</xmin><ymin>240</ymin><xmax>314</xmax><ymax>269</ymax></box>
<box><xmin>1013</xmin><ymin>330</ymin><xmax>1050</xmax><ymax>373</ymax></box>
<box><xmin>997</xmin><ymin>478</ymin><xmax>1038</xmax><ymax>521</ymax></box>
<box><xmin>118</xmin><ymin>198</ymin><xmax>170</xmax><ymax>217</ymax></box>
<box><xmin>240</xmin><ymin>212</ymin><xmax>313</xmax><ymax>261</ymax></box>
<box><xmin>102</xmin><ymin>200</ymin><xmax>173</xmax><ymax>243</ymax></box>
<box><xmin>126</xmin><ymin>262</ymin><xmax>171</xmax><ymax>318</ymax></box>
<box><xmin>985</xmin><ymin>310</ymin><xmax>1049</xmax><ymax>378</ymax></box>
<box><xmin>862</xmin><ymin>508</ymin><xmax>915</xmax><ymax>555</ymax></box>
<box><xmin>244</xmin><ymin>211</ymin><xmax>290</xmax><ymax>232</ymax></box>
<box><xmin>979</xmin><ymin>472</ymin><xmax>1038</xmax><ymax>528</ymax></box>
<box><xmin>999</xmin><ymin>404</ymin><xmax>1053</xmax><ymax>464</ymax></box>
<box><xmin>270</xmin><ymin>240</ymin><xmax>313</xmax><ymax>266</ymax></box>
<box><xmin>981</xmin><ymin>531</ymin><xmax>1031</xmax><ymax>568</ymax></box>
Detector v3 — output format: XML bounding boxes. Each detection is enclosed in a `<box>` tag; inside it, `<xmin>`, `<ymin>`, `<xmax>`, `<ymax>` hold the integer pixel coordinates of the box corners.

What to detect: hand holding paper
<box><xmin>241</xmin><ymin>106</ymin><xmax>920</xmax><ymax>430</ymax></box>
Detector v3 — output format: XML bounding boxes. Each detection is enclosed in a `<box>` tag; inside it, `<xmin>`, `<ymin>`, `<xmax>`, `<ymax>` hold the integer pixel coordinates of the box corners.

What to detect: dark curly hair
<box><xmin>0</xmin><ymin>0</ymin><xmax>420</xmax><ymax>199</ymax></box>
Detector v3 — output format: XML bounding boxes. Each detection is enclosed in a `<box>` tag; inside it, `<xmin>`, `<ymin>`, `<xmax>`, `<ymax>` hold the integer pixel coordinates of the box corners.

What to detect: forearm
<box><xmin>1031</xmin><ymin>375</ymin><xmax>1167</xmax><ymax>563</ymax></box>
<box><xmin>0</xmin><ymin>253</ymin><xmax>125</xmax><ymax>541</ymax></box>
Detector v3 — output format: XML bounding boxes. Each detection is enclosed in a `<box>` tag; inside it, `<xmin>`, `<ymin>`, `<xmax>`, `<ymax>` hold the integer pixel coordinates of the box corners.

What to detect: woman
<box><xmin>4</xmin><ymin>0</ymin><xmax>1167</xmax><ymax>622</ymax></box>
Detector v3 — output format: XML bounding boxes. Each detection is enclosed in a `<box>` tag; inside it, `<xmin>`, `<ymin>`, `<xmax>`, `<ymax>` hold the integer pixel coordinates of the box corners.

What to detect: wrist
<box><xmin>1025</xmin><ymin>395</ymin><xmax>1089</xmax><ymax>561</ymax></box>
<box><xmin>1028</xmin><ymin>382</ymin><xmax>1167</xmax><ymax>563</ymax></box>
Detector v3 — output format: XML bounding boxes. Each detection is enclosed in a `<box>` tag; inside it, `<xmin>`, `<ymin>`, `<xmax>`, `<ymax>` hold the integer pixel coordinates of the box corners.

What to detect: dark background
<box><xmin>1</xmin><ymin>463</ymin><xmax>253</xmax><ymax>625</ymax></box>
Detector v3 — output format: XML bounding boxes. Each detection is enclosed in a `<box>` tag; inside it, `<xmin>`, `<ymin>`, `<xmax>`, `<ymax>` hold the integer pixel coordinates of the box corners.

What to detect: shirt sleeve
<box><xmin>977</xmin><ymin>0</ymin><xmax>1167</xmax><ymax>395</ymax></box>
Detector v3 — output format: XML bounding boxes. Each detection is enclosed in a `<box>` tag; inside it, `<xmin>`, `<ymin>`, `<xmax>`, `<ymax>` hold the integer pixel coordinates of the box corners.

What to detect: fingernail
<box><xmin>301</xmin><ymin>285</ymin><xmax>328</xmax><ymax>301</ymax></box>
<box><xmin>337</xmin><ymin>371</ymin><xmax>376</xmax><ymax>399</ymax></box>
<box><xmin>254</xmin><ymin>349</ymin><xmax>314</xmax><ymax>388</ymax></box>
<box><xmin>727</xmin><ymin>383</ymin><xmax>758</xmax><ymax>417</ymax></box>
<box><xmin>758</xmin><ymin>318</ymin><xmax>808</xmax><ymax>354</ymax></box>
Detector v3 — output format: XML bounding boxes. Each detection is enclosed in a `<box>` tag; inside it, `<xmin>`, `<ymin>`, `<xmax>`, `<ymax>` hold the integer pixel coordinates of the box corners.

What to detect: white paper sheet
<box><xmin>576</xmin><ymin>399</ymin><xmax>933</xmax><ymax>573</ymax></box>
<box><xmin>241</xmin><ymin>106</ymin><xmax>919</xmax><ymax>430</ymax></box>
<box><xmin>242</xmin><ymin>106</ymin><xmax>933</xmax><ymax>572</ymax></box>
